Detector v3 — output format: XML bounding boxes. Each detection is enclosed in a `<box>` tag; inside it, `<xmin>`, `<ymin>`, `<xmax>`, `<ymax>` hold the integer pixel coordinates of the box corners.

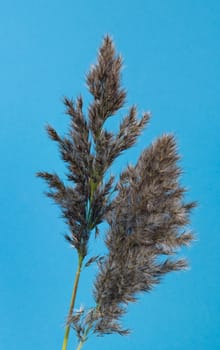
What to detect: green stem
<box><xmin>76</xmin><ymin>339</ymin><xmax>84</xmax><ymax>350</ymax></box>
<box><xmin>62</xmin><ymin>254</ymin><xmax>83</xmax><ymax>350</ymax></box>
<box><xmin>76</xmin><ymin>324</ymin><xmax>92</xmax><ymax>350</ymax></box>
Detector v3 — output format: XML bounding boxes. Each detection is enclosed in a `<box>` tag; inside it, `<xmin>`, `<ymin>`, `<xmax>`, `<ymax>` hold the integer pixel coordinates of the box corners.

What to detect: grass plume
<box><xmin>37</xmin><ymin>35</ymin><xmax>196</xmax><ymax>349</ymax></box>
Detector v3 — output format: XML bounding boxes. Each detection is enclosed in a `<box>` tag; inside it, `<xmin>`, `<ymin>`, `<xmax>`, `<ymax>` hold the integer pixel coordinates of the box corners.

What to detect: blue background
<box><xmin>0</xmin><ymin>1</ymin><xmax>219</xmax><ymax>349</ymax></box>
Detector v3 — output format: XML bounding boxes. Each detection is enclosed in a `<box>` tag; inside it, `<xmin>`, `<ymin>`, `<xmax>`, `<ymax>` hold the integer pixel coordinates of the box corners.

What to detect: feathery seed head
<box><xmin>37</xmin><ymin>35</ymin><xmax>196</xmax><ymax>339</ymax></box>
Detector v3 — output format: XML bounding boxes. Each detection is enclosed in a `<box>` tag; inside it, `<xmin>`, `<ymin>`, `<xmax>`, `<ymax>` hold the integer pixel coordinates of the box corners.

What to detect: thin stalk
<box><xmin>62</xmin><ymin>187</ymin><xmax>96</xmax><ymax>350</ymax></box>
<box><xmin>76</xmin><ymin>339</ymin><xmax>84</xmax><ymax>350</ymax></box>
<box><xmin>62</xmin><ymin>253</ymin><xmax>83</xmax><ymax>350</ymax></box>
<box><xmin>76</xmin><ymin>324</ymin><xmax>92</xmax><ymax>350</ymax></box>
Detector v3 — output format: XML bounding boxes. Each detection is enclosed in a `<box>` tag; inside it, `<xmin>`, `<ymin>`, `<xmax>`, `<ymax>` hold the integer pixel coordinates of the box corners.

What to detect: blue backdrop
<box><xmin>0</xmin><ymin>1</ymin><xmax>219</xmax><ymax>349</ymax></box>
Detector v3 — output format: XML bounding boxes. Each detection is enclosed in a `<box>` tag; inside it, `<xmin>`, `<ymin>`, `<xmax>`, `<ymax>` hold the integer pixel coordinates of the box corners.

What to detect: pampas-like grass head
<box><xmin>37</xmin><ymin>35</ymin><xmax>196</xmax><ymax>348</ymax></box>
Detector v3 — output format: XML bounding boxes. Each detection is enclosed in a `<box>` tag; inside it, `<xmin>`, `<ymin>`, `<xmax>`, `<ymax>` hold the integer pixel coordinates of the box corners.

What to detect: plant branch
<box><xmin>76</xmin><ymin>323</ymin><xmax>93</xmax><ymax>350</ymax></box>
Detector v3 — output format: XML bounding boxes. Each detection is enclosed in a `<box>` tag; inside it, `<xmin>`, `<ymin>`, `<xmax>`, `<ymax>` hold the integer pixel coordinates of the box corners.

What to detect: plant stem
<box><xmin>76</xmin><ymin>339</ymin><xmax>84</xmax><ymax>350</ymax></box>
<box><xmin>76</xmin><ymin>324</ymin><xmax>92</xmax><ymax>350</ymax></box>
<box><xmin>62</xmin><ymin>254</ymin><xmax>83</xmax><ymax>350</ymax></box>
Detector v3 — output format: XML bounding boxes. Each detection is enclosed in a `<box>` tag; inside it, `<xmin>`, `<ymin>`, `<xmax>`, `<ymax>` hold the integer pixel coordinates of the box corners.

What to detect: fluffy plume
<box><xmin>37</xmin><ymin>35</ymin><xmax>196</xmax><ymax>345</ymax></box>
<box><xmin>37</xmin><ymin>36</ymin><xmax>149</xmax><ymax>258</ymax></box>
<box><xmin>89</xmin><ymin>134</ymin><xmax>196</xmax><ymax>334</ymax></box>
